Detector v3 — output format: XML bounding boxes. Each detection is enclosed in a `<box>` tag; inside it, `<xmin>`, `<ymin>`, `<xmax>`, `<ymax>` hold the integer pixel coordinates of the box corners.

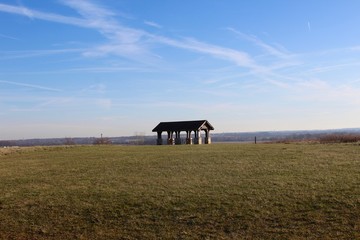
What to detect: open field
<box><xmin>0</xmin><ymin>143</ymin><xmax>359</xmax><ymax>239</ymax></box>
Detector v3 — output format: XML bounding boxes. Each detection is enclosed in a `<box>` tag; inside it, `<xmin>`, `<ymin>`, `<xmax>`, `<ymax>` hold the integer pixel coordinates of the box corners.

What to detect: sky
<box><xmin>1</xmin><ymin>0</ymin><xmax>360</xmax><ymax>140</ymax></box>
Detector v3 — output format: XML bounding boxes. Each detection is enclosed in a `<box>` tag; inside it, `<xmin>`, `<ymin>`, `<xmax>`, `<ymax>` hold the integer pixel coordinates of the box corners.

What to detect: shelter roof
<box><xmin>152</xmin><ymin>120</ymin><xmax>214</xmax><ymax>132</ymax></box>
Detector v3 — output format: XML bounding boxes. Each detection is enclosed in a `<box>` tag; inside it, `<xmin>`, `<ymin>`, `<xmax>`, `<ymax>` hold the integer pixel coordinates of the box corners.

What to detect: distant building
<box><xmin>152</xmin><ymin>120</ymin><xmax>214</xmax><ymax>145</ymax></box>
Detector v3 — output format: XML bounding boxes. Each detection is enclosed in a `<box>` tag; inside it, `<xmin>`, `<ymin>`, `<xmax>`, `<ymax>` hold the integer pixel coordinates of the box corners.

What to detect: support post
<box><xmin>157</xmin><ymin>131</ymin><xmax>163</xmax><ymax>145</ymax></box>
<box><xmin>194</xmin><ymin>130</ymin><xmax>202</xmax><ymax>144</ymax></box>
<box><xmin>167</xmin><ymin>131</ymin><xmax>174</xmax><ymax>145</ymax></box>
<box><xmin>175</xmin><ymin>131</ymin><xmax>182</xmax><ymax>145</ymax></box>
<box><xmin>186</xmin><ymin>131</ymin><xmax>193</xmax><ymax>144</ymax></box>
<box><xmin>204</xmin><ymin>129</ymin><xmax>211</xmax><ymax>144</ymax></box>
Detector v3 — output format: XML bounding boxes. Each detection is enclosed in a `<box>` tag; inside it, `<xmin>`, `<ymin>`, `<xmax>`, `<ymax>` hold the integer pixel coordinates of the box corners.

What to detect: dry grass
<box><xmin>0</xmin><ymin>143</ymin><xmax>359</xmax><ymax>239</ymax></box>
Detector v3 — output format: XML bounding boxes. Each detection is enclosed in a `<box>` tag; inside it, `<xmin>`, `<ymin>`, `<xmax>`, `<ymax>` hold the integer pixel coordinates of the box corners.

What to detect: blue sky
<box><xmin>1</xmin><ymin>0</ymin><xmax>360</xmax><ymax>140</ymax></box>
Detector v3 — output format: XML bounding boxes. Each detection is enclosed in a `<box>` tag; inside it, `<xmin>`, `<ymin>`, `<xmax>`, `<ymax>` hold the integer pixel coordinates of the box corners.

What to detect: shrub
<box><xmin>319</xmin><ymin>134</ymin><xmax>360</xmax><ymax>144</ymax></box>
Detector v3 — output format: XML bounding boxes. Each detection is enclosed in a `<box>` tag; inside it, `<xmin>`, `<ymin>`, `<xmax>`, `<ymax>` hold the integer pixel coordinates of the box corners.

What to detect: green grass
<box><xmin>0</xmin><ymin>143</ymin><xmax>359</xmax><ymax>239</ymax></box>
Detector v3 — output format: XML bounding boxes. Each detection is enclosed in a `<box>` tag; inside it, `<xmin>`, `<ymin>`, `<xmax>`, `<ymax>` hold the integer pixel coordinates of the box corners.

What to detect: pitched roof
<box><xmin>152</xmin><ymin>120</ymin><xmax>214</xmax><ymax>132</ymax></box>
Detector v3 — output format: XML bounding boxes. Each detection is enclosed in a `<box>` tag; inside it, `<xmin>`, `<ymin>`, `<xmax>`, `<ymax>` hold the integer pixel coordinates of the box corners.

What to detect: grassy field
<box><xmin>0</xmin><ymin>143</ymin><xmax>359</xmax><ymax>239</ymax></box>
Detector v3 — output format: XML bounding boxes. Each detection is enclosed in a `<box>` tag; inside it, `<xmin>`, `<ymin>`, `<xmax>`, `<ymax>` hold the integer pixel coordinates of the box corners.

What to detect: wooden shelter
<box><xmin>152</xmin><ymin>120</ymin><xmax>214</xmax><ymax>145</ymax></box>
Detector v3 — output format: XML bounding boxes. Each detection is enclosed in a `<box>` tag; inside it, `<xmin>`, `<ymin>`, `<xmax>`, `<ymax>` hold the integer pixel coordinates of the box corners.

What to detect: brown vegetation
<box><xmin>93</xmin><ymin>137</ymin><xmax>112</xmax><ymax>145</ymax></box>
<box><xmin>319</xmin><ymin>134</ymin><xmax>360</xmax><ymax>144</ymax></box>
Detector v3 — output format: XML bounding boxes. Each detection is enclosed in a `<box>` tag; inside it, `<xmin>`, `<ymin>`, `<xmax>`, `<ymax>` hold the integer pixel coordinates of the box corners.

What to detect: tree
<box><xmin>93</xmin><ymin>137</ymin><xmax>112</xmax><ymax>145</ymax></box>
<box><xmin>64</xmin><ymin>137</ymin><xmax>76</xmax><ymax>145</ymax></box>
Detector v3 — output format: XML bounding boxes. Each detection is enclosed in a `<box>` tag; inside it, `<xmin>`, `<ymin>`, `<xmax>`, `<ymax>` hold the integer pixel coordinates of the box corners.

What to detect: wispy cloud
<box><xmin>0</xmin><ymin>66</ymin><xmax>156</xmax><ymax>76</ymax></box>
<box><xmin>0</xmin><ymin>1</ymin><xmax>263</xmax><ymax>74</ymax></box>
<box><xmin>7</xmin><ymin>96</ymin><xmax>74</xmax><ymax>113</ymax></box>
<box><xmin>0</xmin><ymin>1</ymin><xmax>146</xmax><ymax>62</ymax></box>
<box><xmin>0</xmin><ymin>33</ymin><xmax>19</xmax><ymax>40</ymax></box>
<box><xmin>61</xmin><ymin>0</ymin><xmax>260</xmax><ymax>71</ymax></box>
<box><xmin>306</xmin><ymin>61</ymin><xmax>360</xmax><ymax>74</ymax></box>
<box><xmin>80</xmin><ymin>84</ymin><xmax>107</xmax><ymax>94</ymax></box>
<box><xmin>61</xmin><ymin>0</ymin><xmax>115</xmax><ymax>19</ymax></box>
<box><xmin>2</xmin><ymin>0</ymin><xmax>356</xmax><ymax>95</ymax></box>
<box><xmin>227</xmin><ymin>27</ymin><xmax>291</xmax><ymax>59</ymax></box>
<box><xmin>0</xmin><ymin>49</ymin><xmax>83</xmax><ymax>60</ymax></box>
<box><xmin>153</xmin><ymin>35</ymin><xmax>258</xmax><ymax>70</ymax></box>
<box><xmin>0</xmin><ymin>80</ymin><xmax>61</xmax><ymax>92</ymax></box>
<box><xmin>64</xmin><ymin>66</ymin><xmax>156</xmax><ymax>73</ymax></box>
<box><xmin>0</xmin><ymin>2</ymin><xmax>31</xmax><ymax>18</ymax></box>
<box><xmin>225</xmin><ymin>27</ymin><xmax>303</xmax><ymax>87</ymax></box>
<box><xmin>144</xmin><ymin>20</ymin><xmax>162</xmax><ymax>29</ymax></box>
<box><xmin>0</xmin><ymin>3</ymin><xmax>87</xmax><ymax>26</ymax></box>
<box><xmin>59</xmin><ymin>0</ymin><xmax>148</xmax><ymax>46</ymax></box>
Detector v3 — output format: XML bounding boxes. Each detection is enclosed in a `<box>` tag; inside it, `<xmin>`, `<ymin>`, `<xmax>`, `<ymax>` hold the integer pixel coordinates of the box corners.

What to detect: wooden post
<box><xmin>175</xmin><ymin>131</ymin><xmax>181</xmax><ymax>145</ymax></box>
<box><xmin>255</xmin><ymin>136</ymin><xmax>257</xmax><ymax>144</ymax></box>
<box><xmin>157</xmin><ymin>131</ymin><xmax>162</xmax><ymax>145</ymax></box>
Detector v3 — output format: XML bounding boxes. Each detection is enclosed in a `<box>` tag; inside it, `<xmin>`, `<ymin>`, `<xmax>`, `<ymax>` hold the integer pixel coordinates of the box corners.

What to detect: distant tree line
<box><xmin>93</xmin><ymin>137</ymin><xmax>112</xmax><ymax>145</ymax></box>
<box><xmin>1</xmin><ymin>129</ymin><xmax>360</xmax><ymax>147</ymax></box>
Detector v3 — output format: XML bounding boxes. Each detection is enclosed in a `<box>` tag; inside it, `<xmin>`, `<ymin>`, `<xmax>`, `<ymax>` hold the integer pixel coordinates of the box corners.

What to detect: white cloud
<box><xmin>59</xmin><ymin>0</ymin><xmax>147</xmax><ymax>44</ymax></box>
<box><xmin>153</xmin><ymin>35</ymin><xmax>257</xmax><ymax>70</ymax></box>
<box><xmin>0</xmin><ymin>3</ymin><xmax>87</xmax><ymax>26</ymax></box>
<box><xmin>0</xmin><ymin>2</ymin><xmax>262</xmax><ymax>70</ymax></box>
<box><xmin>0</xmin><ymin>80</ymin><xmax>61</xmax><ymax>92</ymax></box>
<box><xmin>227</xmin><ymin>27</ymin><xmax>292</xmax><ymax>59</ymax></box>
<box><xmin>0</xmin><ymin>33</ymin><xmax>19</xmax><ymax>40</ymax></box>
<box><xmin>306</xmin><ymin>61</ymin><xmax>360</xmax><ymax>74</ymax></box>
<box><xmin>3</xmin><ymin>0</ymin><xmax>359</xmax><ymax>97</ymax></box>
<box><xmin>60</xmin><ymin>0</ymin><xmax>261</xmax><ymax>71</ymax></box>
<box><xmin>60</xmin><ymin>0</ymin><xmax>115</xmax><ymax>19</ymax></box>
<box><xmin>144</xmin><ymin>20</ymin><xmax>162</xmax><ymax>29</ymax></box>
<box><xmin>0</xmin><ymin>49</ymin><xmax>83</xmax><ymax>60</ymax></box>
